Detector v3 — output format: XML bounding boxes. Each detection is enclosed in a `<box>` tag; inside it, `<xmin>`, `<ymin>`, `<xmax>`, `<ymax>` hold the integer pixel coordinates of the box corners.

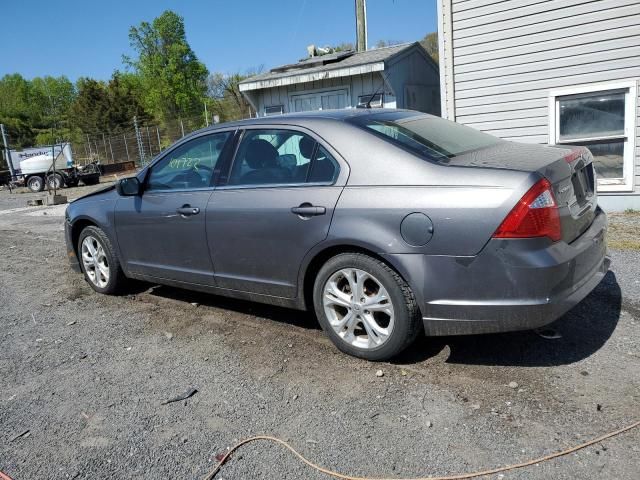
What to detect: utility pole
<box><xmin>133</xmin><ymin>116</ymin><xmax>146</xmax><ymax>165</ymax></box>
<box><xmin>204</xmin><ymin>101</ymin><xmax>209</xmax><ymax>127</ymax></box>
<box><xmin>1</xmin><ymin>124</ymin><xmax>15</xmax><ymax>178</ymax></box>
<box><xmin>355</xmin><ymin>0</ymin><xmax>368</xmax><ymax>52</ymax></box>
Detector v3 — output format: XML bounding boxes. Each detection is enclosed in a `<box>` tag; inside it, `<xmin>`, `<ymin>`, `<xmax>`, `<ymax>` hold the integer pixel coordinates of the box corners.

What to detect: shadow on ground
<box><xmin>135</xmin><ymin>271</ymin><xmax>621</xmax><ymax>368</ymax></box>
<box><xmin>394</xmin><ymin>271</ymin><xmax>622</xmax><ymax>367</ymax></box>
<box><xmin>144</xmin><ymin>283</ymin><xmax>320</xmax><ymax>331</ymax></box>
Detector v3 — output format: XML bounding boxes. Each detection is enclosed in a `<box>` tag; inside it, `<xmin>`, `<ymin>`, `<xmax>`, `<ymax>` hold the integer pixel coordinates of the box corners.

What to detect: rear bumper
<box><xmin>384</xmin><ymin>208</ymin><xmax>609</xmax><ymax>336</ymax></box>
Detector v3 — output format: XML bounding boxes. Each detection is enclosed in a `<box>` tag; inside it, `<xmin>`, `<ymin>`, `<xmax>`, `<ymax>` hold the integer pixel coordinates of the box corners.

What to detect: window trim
<box><xmin>357</xmin><ymin>93</ymin><xmax>384</xmax><ymax>108</ymax></box>
<box><xmin>548</xmin><ymin>81</ymin><xmax>637</xmax><ymax>192</ymax></box>
<box><xmin>289</xmin><ymin>86</ymin><xmax>350</xmax><ymax>113</ymax></box>
<box><xmin>264</xmin><ymin>105</ymin><xmax>284</xmax><ymax>116</ymax></box>
<box><xmin>219</xmin><ymin>126</ymin><xmax>341</xmax><ymax>190</ymax></box>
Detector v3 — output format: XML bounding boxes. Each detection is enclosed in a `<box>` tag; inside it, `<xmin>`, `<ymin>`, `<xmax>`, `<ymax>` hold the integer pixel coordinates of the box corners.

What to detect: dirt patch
<box><xmin>1</xmin><ymin>193</ymin><xmax>639</xmax><ymax>479</ymax></box>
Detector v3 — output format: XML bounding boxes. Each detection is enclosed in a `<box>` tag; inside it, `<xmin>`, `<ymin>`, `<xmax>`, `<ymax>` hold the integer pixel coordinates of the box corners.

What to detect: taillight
<box><xmin>493</xmin><ymin>178</ymin><xmax>561</xmax><ymax>242</ymax></box>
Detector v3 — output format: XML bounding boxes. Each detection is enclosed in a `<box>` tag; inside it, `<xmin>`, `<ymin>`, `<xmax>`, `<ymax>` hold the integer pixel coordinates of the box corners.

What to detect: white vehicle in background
<box><xmin>10</xmin><ymin>143</ymin><xmax>101</xmax><ymax>192</ymax></box>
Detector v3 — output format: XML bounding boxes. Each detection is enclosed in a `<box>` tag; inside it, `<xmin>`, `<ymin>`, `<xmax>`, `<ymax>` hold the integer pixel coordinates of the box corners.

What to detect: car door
<box><xmin>114</xmin><ymin>131</ymin><xmax>233</xmax><ymax>286</ymax></box>
<box><xmin>206</xmin><ymin>127</ymin><xmax>346</xmax><ymax>298</ymax></box>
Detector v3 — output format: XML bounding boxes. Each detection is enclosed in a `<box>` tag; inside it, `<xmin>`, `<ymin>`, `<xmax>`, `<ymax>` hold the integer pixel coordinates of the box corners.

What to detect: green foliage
<box><xmin>207</xmin><ymin>70</ymin><xmax>259</xmax><ymax>122</ymax></box>
<box><xmin>421</xmin><ymin>32</ymin><xmax>439</xmax><ymax>63</ymax></box>
<box><xmin>334</xmin><ymin>42</ymin><xmax>354</xmax><ymax>52</ymax></box>
<box><xmin>373</xmin><ymin>39</ymin><xmax>404</xmax><ymax>49</ymax></box>
<box><xmin>70</xmin><ymin>72</ymin><xmax>150</xmax><ymax>134</ymax></box>
<box><xmin>125</xmin><ymin>10</ymin><xmax>209</xmax><ymax>121</ymax></box>
<box><xmin>0</xmin><ymin>73</ymin><xmax>76</xmax><ymax>148</ymax></box>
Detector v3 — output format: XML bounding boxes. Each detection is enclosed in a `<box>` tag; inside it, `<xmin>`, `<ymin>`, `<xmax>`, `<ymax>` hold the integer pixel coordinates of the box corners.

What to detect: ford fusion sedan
<box><xmin>65</xmin><ymin>110</ymin><xmax>609</xmax><ymax>360</ymax></box>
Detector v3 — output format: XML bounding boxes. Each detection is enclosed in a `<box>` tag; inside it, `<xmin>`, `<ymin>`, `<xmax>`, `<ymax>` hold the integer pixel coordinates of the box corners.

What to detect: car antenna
<box><xmin>361</xmin><ymin>69</ymin><xmax>392</xmax><ymax>109</ymax></box>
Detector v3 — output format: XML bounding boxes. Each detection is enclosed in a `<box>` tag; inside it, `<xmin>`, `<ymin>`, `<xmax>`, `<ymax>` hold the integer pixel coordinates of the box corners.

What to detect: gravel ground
<box><xmin>0</xmin><ymin>187</ymin><xmax>639</xmax><ymax>480</ymax></box>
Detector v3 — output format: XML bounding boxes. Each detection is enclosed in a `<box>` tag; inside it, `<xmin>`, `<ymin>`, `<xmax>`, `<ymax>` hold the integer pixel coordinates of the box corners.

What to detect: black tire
<box><xmin>78</xmin><ymin>226</ymin><xmax>126</xmax><ymax>295</ymax></box>
<box><xmin>66</xmin><ymin>178</ymin><xmax>79</xmax><ymax>188</ymax></box>
<box><xmin>27</xmin><ymin>175</ymin><xmax>45</xmax><ymax>192</ymax></box>
<box><xmin>46</xmin><ymin>173</ymin><xmax>64</xmax><ymax>190</ymax></box>
<box><xmin>80</xmin><ymin>175</ymin><xmax>100</xmax><ymax>186</ymax></box>
<box><xmin>313</xmin><ymin>253</ymin><xmax>422</xmax><ymax>361</ymax></box>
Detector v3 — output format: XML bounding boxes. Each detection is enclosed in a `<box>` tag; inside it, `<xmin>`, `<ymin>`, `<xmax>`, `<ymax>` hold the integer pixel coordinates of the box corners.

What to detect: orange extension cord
<box><xmin>1</xmin><ymin>420</ymin><xmax>637</xmax><ymax>480</ymax></box>
<box><xmin>203</xmin><ymin>419</ymin><xmax>640</xmax><ymax>480</ymax></box>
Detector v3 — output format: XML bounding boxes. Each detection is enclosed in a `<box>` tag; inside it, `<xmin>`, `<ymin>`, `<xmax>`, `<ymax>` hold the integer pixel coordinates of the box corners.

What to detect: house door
<box><xmin>291</xmin><ymin>89</ymin><xmax>349</xmax><ymax>112</ymax></box>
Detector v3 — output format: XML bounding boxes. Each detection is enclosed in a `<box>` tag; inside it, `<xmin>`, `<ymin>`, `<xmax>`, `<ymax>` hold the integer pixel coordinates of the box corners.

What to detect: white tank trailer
<box><xmin>9</xmin><ymin>144</ymin><xmax>101</xmax><ymax>192</ymax></box>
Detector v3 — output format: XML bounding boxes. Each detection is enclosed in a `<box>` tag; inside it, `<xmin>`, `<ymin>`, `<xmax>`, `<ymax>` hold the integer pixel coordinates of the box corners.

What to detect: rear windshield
<box><xmin>351</xmin><ymin>114</ymin><xmax>501</xmax><ymax>162</ymax></box>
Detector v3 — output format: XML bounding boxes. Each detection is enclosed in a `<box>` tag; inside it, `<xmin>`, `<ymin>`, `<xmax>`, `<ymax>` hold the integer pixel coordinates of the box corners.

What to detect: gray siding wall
<box><xmin>253</xmin><ymin>47</ymin><xmax>440</xmax><ymax>116</ymax></box>
<box><xmin>440</xmin><ymin>0</ymin><xmax>640</xmax><ymax>196</ymax></box>
<box><xmin>387</xmin><ymin>48</ymin><xmax>441</xmax><ymax>115</ymax></box>
<box><xmin>255</xmin><ymin>72</ymin><xmax>387</xmax><ymax>115</ymax></box>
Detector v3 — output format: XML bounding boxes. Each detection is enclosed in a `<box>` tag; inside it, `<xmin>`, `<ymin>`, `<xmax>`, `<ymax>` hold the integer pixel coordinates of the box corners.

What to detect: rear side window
<box><xmin>352</xmin><ymin>114</ymin><xmax>501</xmax><ymax>161</ymax></box>
<box><xmin>227</xmin><ymin>129</ymin><xmax>338</xmax><ymax>186</ymax></box>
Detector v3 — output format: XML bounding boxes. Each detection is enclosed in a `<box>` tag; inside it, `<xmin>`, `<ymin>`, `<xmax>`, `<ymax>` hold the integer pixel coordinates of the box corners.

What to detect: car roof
<box><xmin>188</xmin><ymin>109</ymin><xmax>427</xmax><ymax>137</ymax></box>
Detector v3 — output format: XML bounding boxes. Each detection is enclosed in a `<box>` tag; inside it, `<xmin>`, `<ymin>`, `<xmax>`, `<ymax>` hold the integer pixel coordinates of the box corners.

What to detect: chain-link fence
<box><xmin>1</xmin><ymin>112</ymin><xmax>245</xmax><ymax>176</ymax></box>
<box><xmin>72</xmin><ymin>113</ymin><xmax>220</xmax><ymax>167</ymax></box>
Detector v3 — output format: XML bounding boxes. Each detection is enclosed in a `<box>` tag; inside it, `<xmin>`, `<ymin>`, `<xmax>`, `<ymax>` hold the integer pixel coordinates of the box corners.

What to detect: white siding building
<box><xmin>240</xmin><ymin>43</ymin><xmax>440</xmax><ymax>117</ymax></box>
<box><xmin>438</xmin><ymin>0</ymin><xmax>640</xmax><ymax>211</ymax></box>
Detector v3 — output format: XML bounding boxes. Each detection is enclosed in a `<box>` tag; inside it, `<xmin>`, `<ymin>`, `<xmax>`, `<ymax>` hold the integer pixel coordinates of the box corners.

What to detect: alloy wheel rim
<box><xmin>323</xmin><ymin>268</ymin><xmax>395</xmax><ymax>349</ymax></box>
<box><xmin>81</xmin><ymin>236</ymin><xmax>110</xmax><ymax>288</ymax></box>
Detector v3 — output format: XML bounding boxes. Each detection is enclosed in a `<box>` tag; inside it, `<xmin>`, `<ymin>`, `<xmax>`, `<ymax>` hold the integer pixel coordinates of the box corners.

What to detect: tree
<box><xmin>421</xmin><ymin>32</ymin><xmax>439</xmax><ymax>63</ymax></box>
<box><xmin>373</xmin><ymin>39</ymin><xmax>404</xmax><ymax>49</ymax></box>
<box><xmin>207</xmin><ymin>70</ymin><xmax>261</xmax><ymax>122</ymax></box>
<box><xmin>0</xmin><ymin>74</ymin><xmax>76</xmax><ymax>147</ymax></box>
<box><xmin>125</xmin><ymin>10</ymin><xmax>209</xmax><ymax>121</ymax></box>
<box><xmin>0</xmin><ymin>74</ymin><xmax>36</xmax><ymax>148</ymax></box>
<box><xmin>69</xmin><ymin>77</ymin><xmax>108</xmax><ymax>134</ymax></box>
<box><xmin>70</xmin><ymin>73</ymin><xmax>151</xmax><ymax>135</ymax></box>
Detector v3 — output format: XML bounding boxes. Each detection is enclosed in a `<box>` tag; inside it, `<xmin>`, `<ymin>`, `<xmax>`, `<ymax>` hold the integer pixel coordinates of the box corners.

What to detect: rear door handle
<box><xmin>291</xmin><ymin>204</ymin><xmax>326</xmax><ymax>217</ymax></box>
<box><xmin>176</xmin><ymin>205</ymin><xmax>200</xmax><ymax>216</ymax></box>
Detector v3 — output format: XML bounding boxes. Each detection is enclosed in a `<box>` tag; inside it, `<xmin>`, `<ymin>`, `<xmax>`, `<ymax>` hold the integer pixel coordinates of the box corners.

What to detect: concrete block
<box><xmin>45</xmin><ymin>195</ymin><xmax>67</xmax><ymax>206</ymax></box>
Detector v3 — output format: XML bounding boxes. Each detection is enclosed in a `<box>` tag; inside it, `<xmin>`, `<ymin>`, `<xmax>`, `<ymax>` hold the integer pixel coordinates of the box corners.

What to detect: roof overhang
<box><xmin>239</xmin><ymin>62</ymin><xmax>386</xmax><ymax>92</ymax></box>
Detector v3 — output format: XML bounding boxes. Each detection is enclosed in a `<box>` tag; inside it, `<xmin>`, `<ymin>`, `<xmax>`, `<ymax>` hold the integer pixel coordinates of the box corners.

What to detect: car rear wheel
<box><xmin>313</xmin><ymin>253</ymin><xmax>421</xmax><ymax>361</ymax></box>
<box><xmin>78</xmin><ymin>226</ymin><xmax>125</xmax><ymax>294</ymax></box>
<box><xmin>27</xmin><ymin>175</ymin><xmax>44</xmax><ymax>192</ymax></box>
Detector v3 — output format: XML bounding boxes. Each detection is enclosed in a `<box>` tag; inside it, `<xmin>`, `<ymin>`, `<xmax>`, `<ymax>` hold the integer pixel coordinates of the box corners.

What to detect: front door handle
<box><xmin>176</xmin><ymin>205</ymin><xmax>200</xmax><ymax>217</ymax></box>
<box><xmin>291</xmin><ymin>204</ymin><xmax>326</xmax><ymax>217</ymax></box>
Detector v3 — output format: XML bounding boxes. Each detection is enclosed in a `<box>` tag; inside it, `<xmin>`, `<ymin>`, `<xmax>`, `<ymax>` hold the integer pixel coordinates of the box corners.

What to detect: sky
<box><xmin>1</xmin><ymin>0</ymin><xmax>437</xmax><ymax>81</ymax></box>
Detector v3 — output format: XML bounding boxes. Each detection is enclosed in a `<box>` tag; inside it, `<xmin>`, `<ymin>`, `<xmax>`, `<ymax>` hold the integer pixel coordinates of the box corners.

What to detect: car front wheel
<box><xmin>78</xmin><ymin>226</ymin><xmax>125</xmax><ymax>294</ymax></box>
<box><xmin>313</xmin><ymin>253</ymin><xmax>421</xmax><ymax>361</ymax></box>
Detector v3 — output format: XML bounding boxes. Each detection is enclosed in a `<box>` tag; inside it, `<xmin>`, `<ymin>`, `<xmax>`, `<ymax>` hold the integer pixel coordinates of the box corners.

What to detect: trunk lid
<box><xmin>446</xmin><ymin>142</ymin><xmax>597</xmax><ymax>243</ymax></box>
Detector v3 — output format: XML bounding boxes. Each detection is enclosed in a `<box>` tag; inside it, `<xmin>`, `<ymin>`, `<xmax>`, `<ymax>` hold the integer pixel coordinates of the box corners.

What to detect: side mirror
<box><xmin>117</xmin><ymin>177</ymin><xmax>141</xmax><ymax>196</ymax></box>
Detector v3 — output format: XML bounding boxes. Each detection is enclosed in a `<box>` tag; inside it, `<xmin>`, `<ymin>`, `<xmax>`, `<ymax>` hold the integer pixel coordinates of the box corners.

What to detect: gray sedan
<box><xmin>64</xmin><ymin>110</ymin><xmax>609</xmax><ymax>360</ymax></box>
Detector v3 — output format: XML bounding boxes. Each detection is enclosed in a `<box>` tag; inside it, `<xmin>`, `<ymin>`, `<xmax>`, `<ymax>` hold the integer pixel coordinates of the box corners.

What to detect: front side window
<box><xmin>551</xmin><ymin>82</ymin><xmax>637</xmax><ymax>191</ymax></box>
<box><xmin>146</xmin><ymin>132</ymin><xmax>231</xmax><ymax>191</ymax></box>
<box><xmin>227</xmin><ymin>129</ymin><xmax>338</xmax><ymax>186</ymax></box>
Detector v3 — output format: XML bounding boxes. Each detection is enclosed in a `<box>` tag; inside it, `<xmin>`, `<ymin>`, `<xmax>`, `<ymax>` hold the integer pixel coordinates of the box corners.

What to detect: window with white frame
<box><xmin>357</xmin><ymin>93</ymin><xmax>384</xmax><ymax>108</ymax></box>
<box><xmin>264</xmin><ymin>105</ymin><xmax>284</xmax><ymax>116</ymax></box>
<box><xmin>549</xmin><ymin>81</ymin><xmax>637</xmax><ymax>192</ymax></box>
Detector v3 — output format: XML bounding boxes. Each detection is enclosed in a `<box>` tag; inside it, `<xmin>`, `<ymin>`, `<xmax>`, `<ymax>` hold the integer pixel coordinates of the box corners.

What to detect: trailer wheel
<box><xmin>27</xmin><ymin>175</ymin><xmax>45</xmax><ymax>193</ymax></box>
<box><xmin>66</xmin><ymin>178</ymin><xmax>79</xmax><ymax>188</ymax></box>
<box><xmin>46</xmin><ymin>173</ymin><xmax>64</xmax><ymax>190</ymax></box>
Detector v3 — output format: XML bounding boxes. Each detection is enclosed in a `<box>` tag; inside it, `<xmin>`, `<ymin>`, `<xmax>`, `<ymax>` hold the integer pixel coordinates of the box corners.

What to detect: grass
<box><xmin>608</xmin><ymin>211</ymin><xmax>640</xmax><ymax>251</ymax></box>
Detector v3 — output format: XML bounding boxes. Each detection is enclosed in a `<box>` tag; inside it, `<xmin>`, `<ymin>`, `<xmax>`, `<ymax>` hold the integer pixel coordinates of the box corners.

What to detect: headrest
<box><xmin>245</xmin><ymin>139</ymin><xmax>278</xmax><ymax>169</ymax></box>
<box><xmin>299</xmin><ymin>136</ymin><xmax>315</xmax><ymax>159</ymax></box>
